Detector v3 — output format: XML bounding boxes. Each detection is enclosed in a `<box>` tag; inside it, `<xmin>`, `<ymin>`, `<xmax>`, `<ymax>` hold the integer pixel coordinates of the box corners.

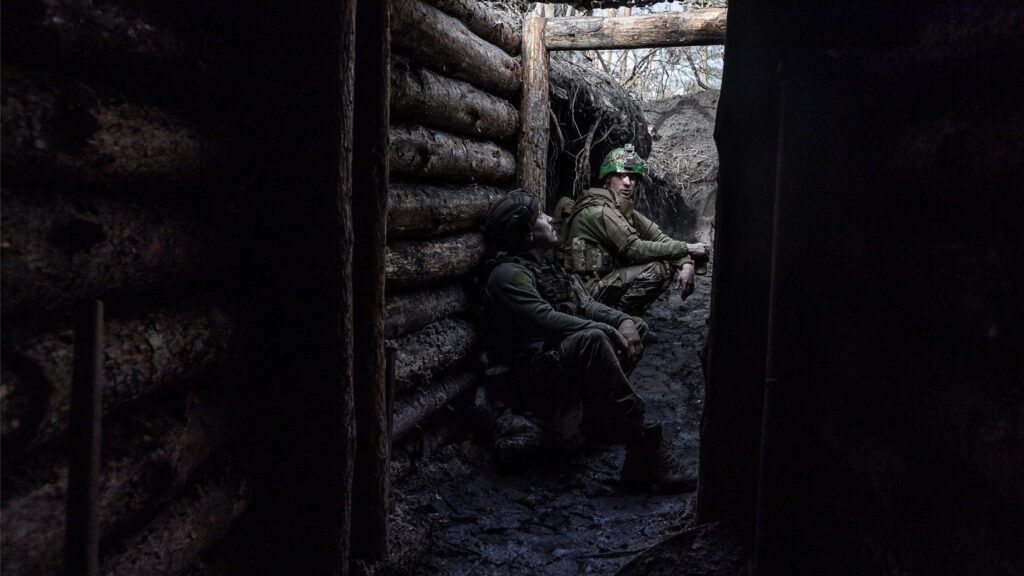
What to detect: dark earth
<box><xmin>373</xmin><ymin>91</ymin><xmax>748</xmax><ymax>576</ymax></box>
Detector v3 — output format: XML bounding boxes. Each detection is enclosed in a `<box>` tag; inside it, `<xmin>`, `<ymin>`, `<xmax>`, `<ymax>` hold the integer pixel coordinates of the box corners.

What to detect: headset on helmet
<box><xmin>484</xmin><ymin>189</ymin><xmax>541</xmax><ymax>253</ymax></box>
<box><xmin>598</xmin><ymin>144</ymin><xmax>646</xmax><ymax>181</ymax></box>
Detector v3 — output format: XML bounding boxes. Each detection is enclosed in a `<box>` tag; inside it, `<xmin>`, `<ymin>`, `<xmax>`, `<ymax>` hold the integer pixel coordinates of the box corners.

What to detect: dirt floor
<box><xmin>378</xmin><ymin>267</ymin><xmax>715</xmax><ymax>575</ymax></box>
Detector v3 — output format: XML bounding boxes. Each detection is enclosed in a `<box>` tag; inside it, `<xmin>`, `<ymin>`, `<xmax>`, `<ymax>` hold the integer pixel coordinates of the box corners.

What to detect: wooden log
<box><xmin>100</xmin><ymin>463</ymin><xmax>249</xmax><ymax>576</ymax></box>
<box><xmin>1</xmin><ymin>300</ymin><xmax>244</xmax><ymax>457</ymax></box>
<box><xmin>1</xmin><ymin>0</ymin><xmax>199</xmax><ymax>99</ymax></box>
<box><xmin>544</xmin><ymin>9</ymin><xmax>728</xmax><ymax>50</ymax></box>
<box><xmin>391</xmin><ymin>0</ymin><xmax>521</xmax><ymax>96</ymax></box>
<box><xmin>390</xmin><ymin>125</ymin><xmax>516</xmax><ymax>184</ymax></box>
<box><xmin>518</xmin><ymin>16</ymin><xmax>551</xmax><ymax>201</ymax></box>
<box><xmin>391</xmin><ymin>58</ymin><xmax>520</xmax><ymax>142</ymax></box>
<box><xmin>0</xmin><ymin>189</ymin><xmax>239</xmax><ymax>315</ymax></box>
<box><xmin>64</xmin><ymin>301</ymin><xmax>104</xmax><ymax>576</ymax></box>
<box><xmin>0</xmin><ymin>67</ymin><xmax>236</xmax><ymax>191</ymax></box>
<box><xmin>420</xmin><ymin>0</ymin><xmax>522</xmax><ymax>55</ymax></box>
<box><xmin>0</xmin><ymin>392</ymin><xmax>241</xmax><ymax>576</ymax></box>
<box><xmin>385</xmin><ymin>284</ymin><xmax>472</xmax><ymax>339</ymax></box>
<box><xmin>388</xmin><ymin>318</ymin><xmax>478</xmax><ymax>392</ymax></box>
<box><xmin>351</xmin><ymin>0</ymin><xmax>391</xmax><ymax>563</ymax></box>
<box><xmin>393</xmin><ymin>371</ymin><xmax>476</xmax><ymax>440</ymax></box>
<box><xmin>388</xmin><ymin>182</ymin><xmax>503</xmax><ymax>239</ymax></box>
<box><xmin>391</xmin><ymin>417</ymin><xmax>465</xmax><ymax>479</ymax></box>
<box><xmin>385</xmin><ymin>232</ymin><xmax>486</xmax><ymax>289</ymax></box>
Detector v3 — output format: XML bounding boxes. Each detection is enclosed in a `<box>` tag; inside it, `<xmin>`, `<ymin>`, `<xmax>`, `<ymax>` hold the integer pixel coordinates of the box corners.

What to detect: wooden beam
<box><xmin>351</xmin><ymin>0</ymin><xmax>391</xmax><ymax>563</ymax></box>
<box><xmin>389</xmin><ymin>125</ymin><xmax>515</xmax><ymax>184</ymax></box>
<box><xmin>517</xmin><ymin>16</ymin><xmax>551</xmax><ymax>202</ymax></box>
<box><xmin>64</xmin><ymin>301</ymin><xmax>104</xmax><ymax>576</ymax></box>
<box><xmin>391</xmin><ymin>58</ymin><xmax>519</xmax><ymax>142</ymax></box>
<box><xmin>544</xmin><ymin>9</ymin><xmax>727</xmax><ymax>51</ymax></box>
<box><xmin>385</xmin><ymin>284</ymin><xmax>472</xmax><ymax>339</ymax></box>
<box><xmin>420</xmin><ymin>0</ymin><xmax>522</xmax><ymax>55</ymax></box>
<box><xmin>388</xmin><ymin>182</ymin><xmax>504</xmax><ymax>239</ymax></box>
<box><xmin>391</xmin><ymin>0</ymin><xmax>521</xmax><ymax>97</ymax></box>
<box><xmin>385</xmin><ymin>232</ymin><xmax>486</xmax><ymax>289</ymax></box>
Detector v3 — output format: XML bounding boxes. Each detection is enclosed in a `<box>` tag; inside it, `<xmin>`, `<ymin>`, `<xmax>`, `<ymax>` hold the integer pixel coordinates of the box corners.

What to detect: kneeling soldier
<box><xmin>479</xmin><ymin>189</ymin><xmax>695</xmax><ymax>493</ymax></box>
<box><xmin>559</xmin><ymin>145</ymin><xmax>709</xmax><ymax>315</ymax></box>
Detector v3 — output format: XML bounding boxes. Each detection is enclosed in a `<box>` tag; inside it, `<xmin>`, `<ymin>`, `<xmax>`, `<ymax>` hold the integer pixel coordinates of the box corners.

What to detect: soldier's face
<box><xmin>532</xmin><ymin>212</ymin><xmax>559</xmax><ymax>249</ymax></box>
<box><xmin>607</xmin><ymin>173</ymin><xmax>637</xmax><ymax>200</ymax></box>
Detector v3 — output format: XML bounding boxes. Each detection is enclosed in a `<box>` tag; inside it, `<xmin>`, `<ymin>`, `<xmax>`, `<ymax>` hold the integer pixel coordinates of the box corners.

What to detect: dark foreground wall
<box><xmin>707</xmin><ymin>0</ymin><xmax>1024</xmax><ymax>574</ymax></box>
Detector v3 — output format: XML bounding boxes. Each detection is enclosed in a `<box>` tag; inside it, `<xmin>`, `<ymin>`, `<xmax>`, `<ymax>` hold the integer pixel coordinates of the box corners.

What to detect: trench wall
<box><xmin>385</xmin><ymin>0</ymin><xmax>524</xmax><ymax>476</ymax></box>
<box><xmin>1</xmin><ymin>1</ymin><xmax>525</xmax><ymax>573</ymax></box>
<box><xmin>0</xmin><ymin>2</ymin><xmax>263</xmax><ymax>574</ymax></box>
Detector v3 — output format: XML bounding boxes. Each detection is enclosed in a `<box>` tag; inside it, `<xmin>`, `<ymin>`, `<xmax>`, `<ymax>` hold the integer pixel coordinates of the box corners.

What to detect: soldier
<box><xmin>558</xmin><ymin>144</ymin><xmax>709</xmax><ymax>315</ymax></box>
<box><xmin>479</xmin><ymin>189</ymin><xmax>695</xmax><ymax>493</ymax></box>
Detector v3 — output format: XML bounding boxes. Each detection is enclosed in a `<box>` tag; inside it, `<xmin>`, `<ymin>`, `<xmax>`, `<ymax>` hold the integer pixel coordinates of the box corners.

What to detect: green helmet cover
<box><xmin>598</xmin><ymin>144</ymin><xmax>646</xmax><ymax>181</ymax></box>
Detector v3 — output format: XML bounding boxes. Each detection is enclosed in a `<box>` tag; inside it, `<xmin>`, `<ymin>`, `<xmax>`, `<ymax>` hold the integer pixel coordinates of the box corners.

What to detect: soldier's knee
<box><xmin>563</xmin><ymin>328</ymin><xmax>614</xmax><ymax>358</ymax></box>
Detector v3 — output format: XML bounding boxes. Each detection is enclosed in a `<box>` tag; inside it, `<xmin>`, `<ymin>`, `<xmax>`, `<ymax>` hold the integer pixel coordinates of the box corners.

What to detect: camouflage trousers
<box><xmin>506</xmin><ymin>322</ymin><xmax>650</xmax><ymax>446</ymax></box>
<box><xmin>588</xmin><ymin>261</ymin><xmax>673</xmax><ymax>315</ymax></box>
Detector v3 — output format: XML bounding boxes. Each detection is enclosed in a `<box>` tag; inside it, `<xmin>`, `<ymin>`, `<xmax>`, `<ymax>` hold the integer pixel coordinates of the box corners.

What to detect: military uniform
<box><xmin>560</xmin><ymin>186</ymin><xmax>702</xmax><ymax>314</ymax></box>
<box><xmin>480</xmin><ymin>250</ymin><xmax>650</xmax><ymax>444</ymax></box>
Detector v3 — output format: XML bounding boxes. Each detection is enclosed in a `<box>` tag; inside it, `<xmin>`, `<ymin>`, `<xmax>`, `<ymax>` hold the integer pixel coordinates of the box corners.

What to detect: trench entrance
<box><xmin>380</xmin><ymin>6</ymin><xmax>737</xmax><ymax>567</ymax></box>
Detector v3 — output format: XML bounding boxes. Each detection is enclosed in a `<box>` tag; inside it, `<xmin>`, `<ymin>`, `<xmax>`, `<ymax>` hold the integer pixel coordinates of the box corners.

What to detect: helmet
<box><xmin>484</xmin><ymin>189</ymin><xmax>541</xmax><ymax>253</ymax></box>
<box><xmin>598</xmin><ymin>144</ymin><xmax>646</xmax><ymax>181</ymax></box>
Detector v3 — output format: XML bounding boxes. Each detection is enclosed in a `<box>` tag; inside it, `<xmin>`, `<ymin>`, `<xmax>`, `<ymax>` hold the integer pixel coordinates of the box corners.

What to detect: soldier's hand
<box><xmin>609</xmin><ymin>329</ymin><xmax>632</xmax><ymax>361</ymax></box>
<box><xmin>617</xmin><ymin>319</ymin><xmax>643</xmax><ymax>363</ymax></box>
<box><xmin>671</xmin><ymin>264</ymin><xmax>696</xmax><ymax>299</ymax></box>
<box><xmin>686</xmin><ymin>243</ymin><xmax>708</xmax><ymax>258</ymax></box>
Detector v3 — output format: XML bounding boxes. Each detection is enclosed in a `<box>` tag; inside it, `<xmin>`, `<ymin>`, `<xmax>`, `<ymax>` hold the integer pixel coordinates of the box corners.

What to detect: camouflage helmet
<box><xmin>598</xmin><ymin>144</ymin><xmax>646</xmax><ymax>181</ymax></box>
<box><xmin>484</xmin><ymin>189</ymin><xmax>541</xmax><ymax>252</ymax></box>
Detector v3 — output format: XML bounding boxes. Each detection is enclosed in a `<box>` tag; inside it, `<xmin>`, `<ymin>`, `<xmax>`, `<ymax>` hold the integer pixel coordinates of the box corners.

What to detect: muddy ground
<box><xmin>378</xmin><ymin>267</ymin><xmax>714</xmax><ymax>575</ymax></box>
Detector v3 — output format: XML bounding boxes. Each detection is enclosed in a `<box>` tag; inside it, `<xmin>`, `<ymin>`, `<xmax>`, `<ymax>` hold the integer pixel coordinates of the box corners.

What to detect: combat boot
<box><xmin>621</xmin><ymin>423</ymin><xmax>697</xmax><ymax>493</ymax></box>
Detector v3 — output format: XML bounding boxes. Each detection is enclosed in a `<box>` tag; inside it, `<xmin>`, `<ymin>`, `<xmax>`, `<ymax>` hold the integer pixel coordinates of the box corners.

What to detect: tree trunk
<box><xmin>544</xmin><ymin>9</ymin><xmax>727</xmax><ymax>51</ymax></box>
<box><xmin>388</xmin><ymin>182</ymin><xmax>504</xmax><ymax>239</ymax></box>
<box><xmin>0</xmin><ymin>189</ymin><xmax>240</xmax><ymax>316</ymax></box>
<box><xmin>391</xmin><ymin>0</ymin><xmax>521</xmax><ymax>97</ymax></box>
<box><xmin>1</xmin><ymin>300</ymin><xmax>245</xmax><ymax>457</ymax></box>
<box><xmin>100</xmin><ymin>463</ymin><xmax>249</xmax><ymax>576</ymax></box>
<box><xmin>391</xmin><ymin>58</ymin><xmax>519</xmax><ymax>142</ymax></box>
<box><xmin>385</xmin><ymin>284</ymin><xmax>472</xmax><ymax>339</ymax></box>
<box><xmin>0</xmin><ymin>67</ymin><xmax>239</xmax><ymax>192</ymax></box>
<box><xmin>385</xmin><ymin>232</ymin><xmax>486</xmax><ymax>289</ymax></box>
<box><xmin>388</xmin><ymin>318</ymin><xmax>477</xmax><ymax>392</ymax></box>
<box><xmin>419</xmin><ymin>0</ymin><xmax>522</xmax><ymax>55</ymax></box>
<box><xmin>392</xmin><ymin>371</ymin><xmax>476</xmax><ymax>440</ymax></box>
<box><xmin>1</xmin><ymin>392</ymin><xmax>242</xmax><ymax>576</ymax></box>
<box><xmin>351</xmin><ymin>0</ymin><xmax>391</xmax><ymax>563</ymax></box>
<box><xmin>390</xmin><ymin>125</ymin><xmax>515</xmax><ymax>184</ymax></box>
<box><xmin>518</xmin><ymin>16</ymin><xmax>551</xmax><ymax>201</ymax></box>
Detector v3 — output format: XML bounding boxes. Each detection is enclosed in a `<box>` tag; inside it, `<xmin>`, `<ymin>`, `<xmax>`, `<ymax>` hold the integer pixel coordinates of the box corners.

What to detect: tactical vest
<box><xmin>557</xmin><ymin>195</ymin><xmax>614</xmax><ymax>275</ymax></box>
<box><xmin>486</xmin><ymin>253</ymin><xmax>576</xmax><ymax>313</ymax></box>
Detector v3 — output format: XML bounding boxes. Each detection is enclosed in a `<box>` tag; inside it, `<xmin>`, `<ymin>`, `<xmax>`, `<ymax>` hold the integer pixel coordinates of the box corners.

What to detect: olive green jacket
<box><xmin>481</xmin><ymin>250</ymin><xmax>631</xmax><ymax>363</ymax></box>
<box><xmin>563</xmin><ymin>187</ymin><xmax>694</xmax><ymax>271</ymax></box>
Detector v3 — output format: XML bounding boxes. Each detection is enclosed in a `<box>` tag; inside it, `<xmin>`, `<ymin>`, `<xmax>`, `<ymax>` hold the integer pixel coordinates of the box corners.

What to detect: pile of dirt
<box><xmin>640</xmin><ymin>90</ymin><xmax>720</xmax><ymax>244</ymax></box>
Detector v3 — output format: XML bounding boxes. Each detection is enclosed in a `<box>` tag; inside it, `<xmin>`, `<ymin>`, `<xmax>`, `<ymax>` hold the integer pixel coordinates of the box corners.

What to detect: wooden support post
<box><xmin>64</xmin><ymin>300</ymin><xmax>104</xmax><ymax>576</ymax></box>
<box><xmin>544</xmin><ymin>9</ymin><xmax>727</xmax><ymax>51</ymax></box>
<box><xmin>517</xmin><ymin>16</ymin><xmax>551</xmax><ymax>203</ymax></box>
<box><xmin>352</xmin><ymin>0</ymin><xmax>391</xmax><ymax>563</ymax></box>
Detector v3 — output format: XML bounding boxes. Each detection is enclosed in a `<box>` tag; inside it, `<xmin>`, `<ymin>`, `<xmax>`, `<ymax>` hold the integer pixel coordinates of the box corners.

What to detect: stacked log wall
<box><xmin>386</xmin><ymin>0</ymin><xmax>524</xmax><ymax>472</ymax></box>
<box><xmin>0</xmin><ymin>2</ymin><xmax>260</xmax><ymax>573</ymax></box>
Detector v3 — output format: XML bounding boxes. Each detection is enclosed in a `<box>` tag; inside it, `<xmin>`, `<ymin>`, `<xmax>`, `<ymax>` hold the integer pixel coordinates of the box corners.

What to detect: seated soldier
<box><xmin>479</xmin><ymin>189</ymin><xmax>695</xmax><ymax>493</ymax></box>
<box><xmin>558</xmin><ymin>144</ymin><xmax>709</xmax><ymax>315</ymax></box>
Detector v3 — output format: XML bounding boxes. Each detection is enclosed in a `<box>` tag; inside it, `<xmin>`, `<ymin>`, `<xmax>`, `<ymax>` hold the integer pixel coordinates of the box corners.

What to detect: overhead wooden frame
<box><xmin>516</xmin><ymin>8</ymin><xmax>727</xmax><ymax>202</ymax></box>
